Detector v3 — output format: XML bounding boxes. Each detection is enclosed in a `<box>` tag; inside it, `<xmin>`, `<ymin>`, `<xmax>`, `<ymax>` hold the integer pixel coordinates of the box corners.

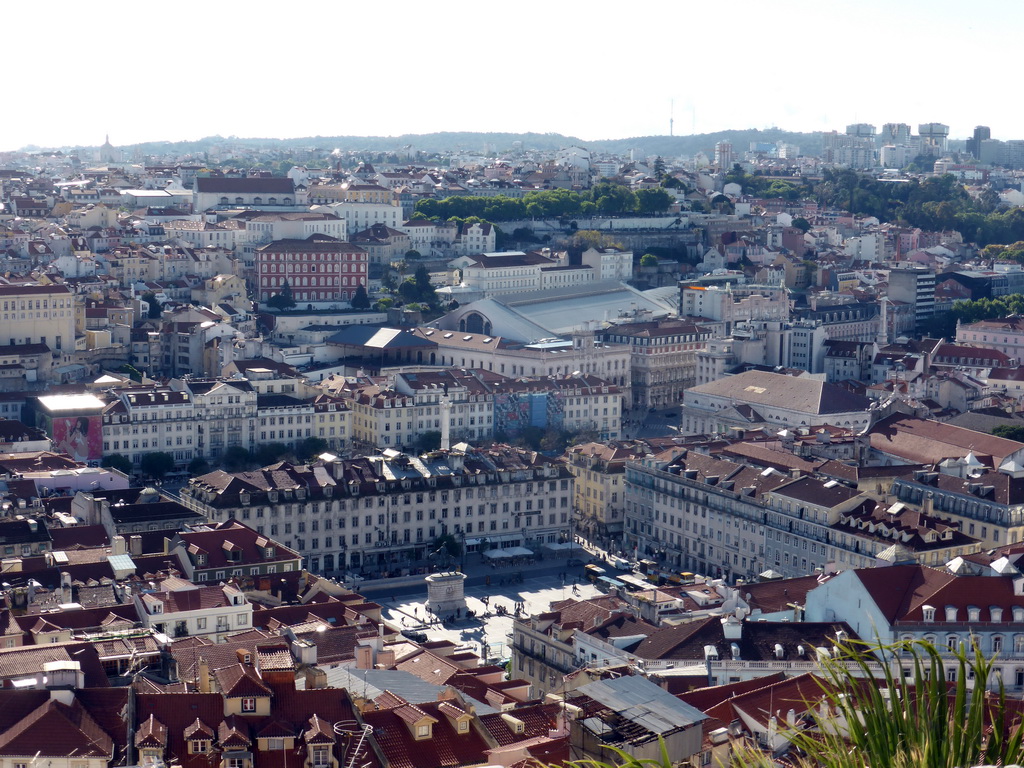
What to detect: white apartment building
<box><xmin>314</xmin><ymin>202</ymin><xmax>402</xmax><ymax>236</ymax></box>
<box><xmin>102</xmin><ymin>387</ymin><xmax>198</xmax><ymax>467</ymax></box>
<box><xmin>679</xmin><ymin>283</ymin><xmax>789</xmax><ymax>333</ymax></box>
<box><xmin>414</xmin><ymin>328</ymin><xmax>632</xmax><ymax>402</ymax></box>
<box><xmin>241</xmin><ymin>211</ymin><xmax>348</xmax><ymax>246</ymax></box>
<box><xmin>581</xmin><ymin>247</ymin><xmax>633</xmax><ymax>282</ymax></box>
<box><xmin>134</xmin><ymin>578</ymin><xmax>252</xmax><ymax>641</ymax></box>
<box><xmin>173</xmin><ymin>378</ymin><xmax>258</xmax><ymax>461</ymax></box>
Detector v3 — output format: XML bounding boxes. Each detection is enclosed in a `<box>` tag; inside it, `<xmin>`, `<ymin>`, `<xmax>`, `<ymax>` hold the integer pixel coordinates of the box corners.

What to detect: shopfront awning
<box><xmin>482</xmin><ymin>546</ymin><xmax>534</xmax><ymax>560</ymax></box>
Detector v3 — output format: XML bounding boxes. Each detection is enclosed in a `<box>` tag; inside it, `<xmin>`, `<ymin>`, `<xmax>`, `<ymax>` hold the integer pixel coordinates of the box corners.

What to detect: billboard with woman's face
<box><xmin>53</xmin><ymin>415</ymin><xmax>102</xmax><ymax>462</ymax></box>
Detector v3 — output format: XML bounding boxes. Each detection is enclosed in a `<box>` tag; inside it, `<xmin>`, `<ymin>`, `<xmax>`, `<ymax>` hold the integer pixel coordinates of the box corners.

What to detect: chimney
<box><xmin>721</xmin><ymin>615</ymin><xmax>742</xmax><ymax>640</ymax></box>
<box><xmin>129</xmin><ymin>535</ymin><xmax>143</xmax><ymax>556</ymax></box>
<box><xmin>355</xmin><ymin>644</ymin><xmax>374</xmax><ymax>670</ymax></box>
<box><xmin>922</xmin><ymin>491</ymin><xmax>934</xmax><ymax>516</ymax></box>
<box><xmin>60</xmin><ymin>571</ymin><xmax>73</xmax><ymax>604</ymax></box>
<box><xmin>112</xmin><ymin>535</ymin><xmax>127</xmax><ymax>556</ymax></box>
<box><xmin>304</xmin><ymin>667</ymin><xmax>327</xmax><ymax>690</ymax></box>
<box><xmin>376</xmin><ymin>649</ymin><xmax>396</xmax><ymax>668</ymax></box>
<box><xmin>198</xmin><ymin>656</ymin><xmax>211</xmax><ymax>693</ymax></box>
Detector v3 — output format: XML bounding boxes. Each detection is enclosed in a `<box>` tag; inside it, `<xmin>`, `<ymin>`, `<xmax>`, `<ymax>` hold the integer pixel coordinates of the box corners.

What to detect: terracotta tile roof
<box><xmin>676</xmin><ymin>672</ymin><xmax>788</xmax><ymax>712</ymax></box>
<box><xmin>303</xmin><ymin>714</ymin><xmax>334</xmax><ymax>744</ymax></box>
<box><xmin>362</xmin><ymin>699</ymin><xmax>491</xmax><ymax>768</ymax></box>
<box><xmin>213</xmin><ymin>663</ymin><xmax>272</xmax><ymax>699</ymax></box>
<box><xmin>479</xmin><ymin>703</ymin><xmax>560</xmax><ymax>747</ymax></box>
<box><xmin>255</xmin><ymin>641</ymin><xmax>293</xmax><ymax>672</ymax></box>
<box><xmin>867</xmin><ymin>413</ymin><xmax>1024</xmax><ymax>465</ymax></box>
<box><xmin>0</xmin><ymin>698</ymin><xmax>114</xmax><ymax>758</ymax></box>
<box><xmin>256</xmin><ymin>719</ymin><xmax>294</xmax><ymax>739</ymax></box>
<box><xmin>218</xmin><ymin>715</ymin><xmax>252</xmax><ymax>748</ymax></box>
<box><xmin>0</xmin><ymin>641</ymin><xmax>109</xmax><ymax>687</ymax></box>
<box><xmin>184</xmin><ymin>717</ymin><xmax>215</xmax><ymax>739</ymax></box>
<box><xmin>135</xmin><ymin>713</ymin><xmax>167</xmax><ymax>748</ymax></box>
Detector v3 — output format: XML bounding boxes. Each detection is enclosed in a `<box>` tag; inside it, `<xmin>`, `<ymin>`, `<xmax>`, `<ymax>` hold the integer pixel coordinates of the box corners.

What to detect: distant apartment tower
<box><xmin>918</xmin><ymin>123</ymin><xmax>950</xmax><ymax>154</ymax></box>
<box><xmin>880</xmin><ymin>123</ymin><xmax>913</xmax><ymax>146</ymax></box>
<box><xmin>888</xmin><ymin>267</ymin><xmax>936</xmax><ymax>331</ymax></box>
<box><xmin>821</xmin><ymin>132</ymin><xmax>875</xmax><ymax>169</ymax></box>
<box><xmin>714</xmin><ymin>141</ymin><xmax>735</xmax><ymax>169</ymax></box>
<box><xmin>967</xmin><ymin>126</ymin><xmax>992</xmax><ymax>159</ymax></box>
<box><xmin>846</xmin><ymin>123</ymin><xmax>876</xmax><ymax>139</ymax></box>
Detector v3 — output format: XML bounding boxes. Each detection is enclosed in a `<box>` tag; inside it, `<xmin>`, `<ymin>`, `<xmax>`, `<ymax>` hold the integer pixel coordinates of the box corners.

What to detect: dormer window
<box><xmin>416</xmin><ymin>725</ymin><xmax>430</xmax><ymax>739</ymax></box>
<box><xmin>945</xmin><ymin>605</ymin><xmax>958</xmax><ymax>622</ymax></box>
<box><xmin>968</xmin><ymin>606</ymin><xmax>980</xmax><ymax>623</ymax></box>
<box><xmin>457</xmin><ymin>720</ymin><xmax>469</xmax><ymax>733</ymax></box>
<box><xmin>242</xmin><ymin>697</ymin><xmax>256</xmax><ymax>713</ymax></box>
<box><xmin>922</xmin><ymin>605</ymin><xmax>935</xmax><ymax>622</ymax></box>
<box><xmin>992</xmin><ymin>606</ymin><xmax>1004</xmax><ymax>622</ymax></box>
<box><xmin>190</xmin><ymin>741</ymin><xmax>211</xmax><ymax>754</ymax></box>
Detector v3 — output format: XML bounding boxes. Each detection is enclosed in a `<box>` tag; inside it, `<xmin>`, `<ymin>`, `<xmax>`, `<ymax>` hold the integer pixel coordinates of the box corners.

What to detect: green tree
<box><xmin>374</xmin><ymin>297</ymin><xmax>395</xmax><ymax>311</ymax></box>
<box><xmin>635</xmin><ymin>187</ymin><xmax>672</xmax><ymax>214</ymax></box>
<box><xmin>413</xmin><ymin>431</ymin><xmax>441</xmax><ymax>453</ymax></box>
<box><xmin>101</xmin><ymin>453</ymin><xmax>133</xmax><ymax>475</ymax></box>
<box><xmin>266</xmin><ymin>280</ymin><xmax>295</xmax><ymax>310</ymax></box>
<box><xmin>404</xmin><ymin>249</ymin><xmax>421</xmax><ymax>259</ymax></box>
<box><xmin>569</xmin><ymin>230</ymin><xmax>625</xmax><ymax>251</ymax></box>
<box><xmin>222</xmin><ymin>446</ymin><xmax>252</xmax><ymax>472</ymax></box>
<box><xmin>254</xmin><ymin>442</ymin><xmax>289</xmax><ymax>466</ymax></box>
<box><xmin>188</xmin><ymin>456</ymin><xmax>211</xmax><ymax>475</ymax></box>
<box><xmin>297</xmin><ymin>436</ymin><xmax>329</xmax><ymax>461</ymax></box>
<box><xmin>993</xmin><ymin>424</ymin><xmax>1024</xmax><ymax>441</ymax></box>
<box><xmin>639</xmin><ymin>253</ymin><xmax>659</xmax><ymax>268</ymax></box>
<box><xmin>139</xmin><ymin>451</ymin><xmax>175</xmax><ymax>480</ymax></box>
<box><xmin>412</xmin><ymin>265</ymin><xmax>439</xmax><ymax>308</ymax></box>
<box><xmin>732</xmin><ymin>638</ymin><xmax>1024</xmax><ymax>768</ymax></box>
<box><xmin>791</xmin><ymin>216</ymin><xmax>811</xmax><ymax>232</ymax></box>
<box><xmin>351</xmin><ymin>284</ymin><xmax>370</xmax><ymax>310</ymax></box>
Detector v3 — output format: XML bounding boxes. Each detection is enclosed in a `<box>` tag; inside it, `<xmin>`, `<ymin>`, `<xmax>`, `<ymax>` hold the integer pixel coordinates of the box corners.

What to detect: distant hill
<box><xmin>55</xmin><ymin>128</ymin><xmax>825</xmax><ymax>158</ymax></box>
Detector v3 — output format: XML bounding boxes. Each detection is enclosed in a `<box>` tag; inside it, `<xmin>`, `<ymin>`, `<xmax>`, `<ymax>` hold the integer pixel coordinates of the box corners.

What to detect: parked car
<box><xmin>401</xmin><ymin>629</ymin><xmax>428</xmax><ymax>642</ymax></box>
<box><xmin>567</xmin><ymin>558</ymin><xmax>584</xmax><ymax>567</ymax></box>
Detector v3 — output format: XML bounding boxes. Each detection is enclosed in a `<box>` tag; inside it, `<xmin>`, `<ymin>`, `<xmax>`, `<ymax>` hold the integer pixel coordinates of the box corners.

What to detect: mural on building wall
<box><xmin>52</xmin><ymin>414</ymin><xmax>103</xmax><ymax>462</ymax></box>
<box><xmin>493</xmin><ymin>390</ymin><xmax>565</xmax><ymax>435</ymax></box>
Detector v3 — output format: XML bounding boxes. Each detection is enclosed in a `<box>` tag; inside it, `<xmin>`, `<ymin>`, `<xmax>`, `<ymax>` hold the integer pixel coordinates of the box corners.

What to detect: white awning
<box><xmin>482</xmin><ymin>546</ymin><xmax>534</xmax><ymax>560</ymax></box>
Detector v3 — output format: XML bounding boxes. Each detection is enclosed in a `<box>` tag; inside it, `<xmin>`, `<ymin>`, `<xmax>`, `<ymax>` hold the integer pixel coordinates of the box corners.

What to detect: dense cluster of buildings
<box><xmin>4</xmin><ymin>124</ymin><xmax>1024</xmax><ymax>767</ymax></box>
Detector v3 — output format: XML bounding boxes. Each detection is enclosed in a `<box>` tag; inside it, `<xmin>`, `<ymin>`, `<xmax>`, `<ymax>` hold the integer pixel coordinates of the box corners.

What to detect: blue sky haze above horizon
<box><xmin>5</xmin><ymin>0</ymin><xmax>1020</xmax><ymax>151</ymax></box>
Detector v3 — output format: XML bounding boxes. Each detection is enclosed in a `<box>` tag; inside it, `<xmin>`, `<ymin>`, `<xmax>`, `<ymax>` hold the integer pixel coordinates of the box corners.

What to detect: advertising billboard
<box><xmin>52</xmin><ymin>414</ymin><xmax>103</xmax><ymax>462</ymax></box>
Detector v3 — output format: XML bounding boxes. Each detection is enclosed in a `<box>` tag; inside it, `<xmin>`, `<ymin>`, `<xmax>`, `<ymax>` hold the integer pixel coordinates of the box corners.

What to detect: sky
<box><xmin>4</xmin><ymin>0</ymin><xmax>1021</xmax><ymax>151</ymax></box>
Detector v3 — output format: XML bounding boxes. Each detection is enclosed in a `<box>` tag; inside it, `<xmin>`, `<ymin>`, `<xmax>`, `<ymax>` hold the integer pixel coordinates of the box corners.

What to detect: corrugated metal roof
<box><xmin>578</xmin><ymin>675</ymin><xmax>707</xmax><ymax>734</ymax></box>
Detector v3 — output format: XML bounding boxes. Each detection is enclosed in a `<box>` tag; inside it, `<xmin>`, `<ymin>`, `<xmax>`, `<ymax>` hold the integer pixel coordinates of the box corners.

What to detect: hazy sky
<box><xmin>4</xmin><ymin>0</ymin><xmax>1020</xmax><ymax>150</ymax></box>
